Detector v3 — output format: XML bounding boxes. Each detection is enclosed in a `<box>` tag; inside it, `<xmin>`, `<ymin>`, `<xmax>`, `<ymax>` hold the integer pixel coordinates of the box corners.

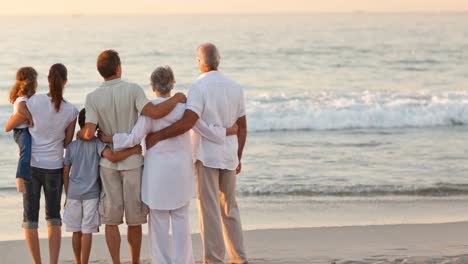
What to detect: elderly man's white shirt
<box><xmin>186</xmin><ymin>71</ymin><xmax>246</xmax><ymax>171</ymax></box>
<box><xmin>113</xmin><ymin>98</ymin><xmax>226</xmax><ymax>210</ymax></box>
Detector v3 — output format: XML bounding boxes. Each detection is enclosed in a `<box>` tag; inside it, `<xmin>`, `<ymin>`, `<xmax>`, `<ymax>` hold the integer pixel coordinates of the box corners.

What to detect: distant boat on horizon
<box><xmin>71</xmin><ymin>13</ymin><xmax>84</xmax><ymax>18</ymax></box>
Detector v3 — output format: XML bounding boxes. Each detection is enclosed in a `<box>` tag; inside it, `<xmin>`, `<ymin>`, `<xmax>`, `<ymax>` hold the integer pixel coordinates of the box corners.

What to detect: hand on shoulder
<box><xmin>173</xmin><ymin>92</ymin><xmax>187</xmax><ymax>103</ymax></box>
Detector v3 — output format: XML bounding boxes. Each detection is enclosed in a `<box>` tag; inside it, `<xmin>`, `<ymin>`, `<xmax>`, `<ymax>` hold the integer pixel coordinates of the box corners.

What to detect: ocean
<box><xmin>0</xmin><ymin>14</ymin><xmax>468</xmax><ymax>240</ymax></box>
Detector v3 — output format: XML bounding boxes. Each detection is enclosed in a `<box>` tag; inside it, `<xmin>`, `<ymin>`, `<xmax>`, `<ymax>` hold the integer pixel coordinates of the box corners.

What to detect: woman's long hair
<box><xmin>48</xmin><ymin>63</ymin><xmax>67</xmax><ymax>112</ymax></box>
<box><xmin>9</xmin><ymin>67</ymin><xmax>37</xmax><ymax>104</ymax></box>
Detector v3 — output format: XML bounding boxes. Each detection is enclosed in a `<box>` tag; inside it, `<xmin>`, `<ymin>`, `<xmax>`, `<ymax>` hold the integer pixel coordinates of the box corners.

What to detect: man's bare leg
<box><xmin>72</xmin><ymin>232</ymin><xmax>82</xmax><ymax>264</ymax></box>
<box><xmin>127</xmin><ymin>225</ymin><xmax>142</xmax><ymax>264</ymax></box>
<box><xmin>25</xmin><ymin>228</ymin><xmax>42</xmax><ymax>264</ymax></box>
<box><xmin>105</xmin><ymin>225</ymin><xmax>121</xmax><ymax>264</ymax></box>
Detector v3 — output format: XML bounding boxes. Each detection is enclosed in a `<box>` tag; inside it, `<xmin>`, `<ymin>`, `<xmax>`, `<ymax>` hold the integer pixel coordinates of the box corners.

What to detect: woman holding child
<box><xmin>6</xmin><ymin>63</ymin><xmax>79</xmax><ymax>264</ymax></box>
<box><xmin>5</xmin><ymin>60</ymin><xmax>238</xmax><ymax>263</ymax></box>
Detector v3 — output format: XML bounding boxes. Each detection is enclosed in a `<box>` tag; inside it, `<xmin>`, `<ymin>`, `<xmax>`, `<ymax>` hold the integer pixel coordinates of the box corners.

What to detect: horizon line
<box><xmin>1</xmin><ymin>10</ymin><xmax>468</xmax><ymax>17</ymax></box>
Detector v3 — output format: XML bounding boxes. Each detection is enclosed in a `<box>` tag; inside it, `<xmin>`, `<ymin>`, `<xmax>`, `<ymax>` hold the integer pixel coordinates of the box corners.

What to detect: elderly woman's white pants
<box><xmin>148</xmin><ymin>203</ymin><xmax>194</xmax><ymax>264</ymax></box>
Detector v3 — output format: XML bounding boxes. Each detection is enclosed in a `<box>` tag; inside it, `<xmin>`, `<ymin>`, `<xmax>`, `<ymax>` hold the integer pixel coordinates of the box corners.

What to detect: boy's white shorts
<box><xmin>63</xmin><ymin>198</ymin><xmax>100</xmax><ymax>234</ymax></box>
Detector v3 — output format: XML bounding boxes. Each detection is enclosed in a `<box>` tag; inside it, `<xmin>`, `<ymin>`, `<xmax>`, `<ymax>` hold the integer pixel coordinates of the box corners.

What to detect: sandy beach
<box><xmin>1</xmin><ymin>11</ymin><xmax>468</xmax><ymax>264</ymax></box>
<box><xmin>1</xmin><ymin>222</ymin><xmax>467</xmax><ymax>263</ymax></box>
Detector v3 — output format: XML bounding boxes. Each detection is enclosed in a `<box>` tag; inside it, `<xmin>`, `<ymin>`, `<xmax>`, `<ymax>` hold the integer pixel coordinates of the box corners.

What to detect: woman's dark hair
<box><xmin>48</xmin><ymin>63</ymin><xmax>67</xmax><ymax>112</ymax></box>
<box><xmin>97</xmin><ymin>50</ymin><xmax>121</xmax><ymax>78</ymax></box>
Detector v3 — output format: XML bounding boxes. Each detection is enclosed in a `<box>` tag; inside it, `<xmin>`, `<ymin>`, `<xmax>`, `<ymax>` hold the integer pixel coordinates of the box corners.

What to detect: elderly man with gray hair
<box><xmin>145</xmin><ymin>43</ymin><xmax>248</xmax><ymax>264</ymax></box>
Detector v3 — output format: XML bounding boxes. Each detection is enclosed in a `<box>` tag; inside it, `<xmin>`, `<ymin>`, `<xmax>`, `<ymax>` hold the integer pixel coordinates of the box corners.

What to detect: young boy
<box><xmin>63</xmin><ymin>108</ymin><xmax>142</xmax><ymax>264</ymax></box>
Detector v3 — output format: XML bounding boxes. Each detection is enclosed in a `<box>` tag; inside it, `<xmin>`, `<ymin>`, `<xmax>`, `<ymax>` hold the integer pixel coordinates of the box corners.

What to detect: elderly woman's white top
<box><xmin>113</xmin><ymin>97</ymin><xmax>226</xmax><ymax>210</ymax></box>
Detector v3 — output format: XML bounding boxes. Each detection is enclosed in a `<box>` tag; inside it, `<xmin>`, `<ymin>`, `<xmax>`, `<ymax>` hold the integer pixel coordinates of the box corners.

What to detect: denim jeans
<box><xmin>13</xmin><ymin>128</ymin><xmax>32</xmax><ymax>182</ymax></box>
<box><xmin>23</xmin><ymin>167</ymin><xmax>63</xmax><ymax>229</ymax></box>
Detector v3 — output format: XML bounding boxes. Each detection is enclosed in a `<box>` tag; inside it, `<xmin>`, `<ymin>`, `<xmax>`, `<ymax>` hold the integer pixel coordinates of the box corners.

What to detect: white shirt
<box><xmin>13</xmin><ymin>97</ymin><xmax>29</xmax><ymax>129</ymax></box>
<box><xmin>113</xmin><ymin>98</ymin><xmax>226</xmax><ymax>210</ymax></box>
<box><xmin>186</xmin><ymin>71</ymin><xmax>246</xmax><ymax>170</ymax></box>
<box><xmin>27</xmin><ymin>94</ymin><xmax>79</xmax><ymax>169</ymax></box>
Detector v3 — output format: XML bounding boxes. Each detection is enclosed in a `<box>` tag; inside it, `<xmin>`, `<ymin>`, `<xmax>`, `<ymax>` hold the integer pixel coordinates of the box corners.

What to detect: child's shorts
<box><xmin>63</xmin><ymin>198</ymin><xmax>100</xmax><ymax>234</ymax></box>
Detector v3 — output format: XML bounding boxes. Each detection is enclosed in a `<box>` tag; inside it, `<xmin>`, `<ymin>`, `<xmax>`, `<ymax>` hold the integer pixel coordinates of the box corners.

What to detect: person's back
<box><xmin>186</xmin><ymin>43</ymin><xmax>248</xmax><ymax>264</ymax></box>
<box><xmin>28</xmin><ymin>93</ymin><xmax>78</xmax><ymax>169</ymax></box>
<box><xmin>85</xmin><ymin>79</ymin><xmax>146</xmax><ymax>170</ymax></box>
<box><xmin>110</xmin><ymin>65</ymin><xmax>199</xmax><ymax>264</ymax></box>
<box><xmin>147</xmin><ymin>99</ymin><xmax>191</xmax><ymax>154</ymax></box>
<box><xmin>63</xmin><ymin>106</ymin><xmax>143</xmax><ymax>264</ymax></box>
<box><xmin>194</xmin><ymin>71</ymin><xmax>244</xmax><ymax>128</ymax></box>
<box><xmin>21</xmin><ymin>63</ymin><xmax>79</xmax><ymax>264</ymax></box>
<box><xmin>64</xmin><ymin>138</ymin><xmax>104</xmax><ymax>200</ymax></box>
<box><xmin>81</xmin><ymin>50</ymin><xmax>174</xmax><ymax>264</ymax></box>
<box><xmin>62</xmin><ymin>137</ymin><xmax>103</xmax><ymax>264</ymax></box>
<box><xmin>137</xmin><ymin>99</ymin><xmax>194</xmax><ymax>209</ymax></box>
<box><xmin>189</xmin><ymin>71</ymin><xmax>246</xmax><ymax>170</ymax></box>
<box><xmin>142</xmin><ymin>44</ymin><xmax>248</xmax><ymax>264</ymax></box>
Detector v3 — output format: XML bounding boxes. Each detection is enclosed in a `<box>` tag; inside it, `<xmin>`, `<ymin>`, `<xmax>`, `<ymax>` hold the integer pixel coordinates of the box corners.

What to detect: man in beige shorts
<box><xmin>78</xmin><ymin>49</ymin><xmax>186</xmax><ymax>264</ymax></box>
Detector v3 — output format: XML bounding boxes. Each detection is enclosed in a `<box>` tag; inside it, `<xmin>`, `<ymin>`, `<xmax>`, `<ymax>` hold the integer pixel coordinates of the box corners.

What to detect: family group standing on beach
<box><xmin>4</xmin><ymin>43</ymin><xmax>248</xmax><ymax>264</ymax></box>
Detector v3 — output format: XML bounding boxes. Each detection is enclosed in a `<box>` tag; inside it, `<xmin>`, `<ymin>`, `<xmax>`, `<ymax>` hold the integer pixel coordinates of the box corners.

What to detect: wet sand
<box><xmin>1</xmin><ymin>222</ymin><xmax>468</xmax><ymax>263</ymax></box>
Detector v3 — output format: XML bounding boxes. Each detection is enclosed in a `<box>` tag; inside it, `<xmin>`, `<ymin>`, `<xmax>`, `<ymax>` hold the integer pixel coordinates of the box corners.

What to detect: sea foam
<box><xmin>0</xmin><ymin>90</ymin><xmax>467</xmax><ymax>137</ymax></box>
<box><xmin>246</xmin><ymin>90</ymin><xmax>468</xmax><ymax>132</ymax></box>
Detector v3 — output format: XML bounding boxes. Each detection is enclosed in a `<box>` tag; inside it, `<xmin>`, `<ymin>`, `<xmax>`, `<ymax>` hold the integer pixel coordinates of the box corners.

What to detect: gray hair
<box><xmin>198</xmin><ymin>43</ymin><xmax>221</xmax><ymax>70</ymax></box>
<box><xmin>150</xmin><ymin>65</ymin><xmax>175</xmax><ymax>95</ymax></box>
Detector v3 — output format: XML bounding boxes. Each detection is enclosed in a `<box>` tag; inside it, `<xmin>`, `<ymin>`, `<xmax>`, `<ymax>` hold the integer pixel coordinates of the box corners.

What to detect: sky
<box><xmin>2</xmin><ymin>0</ymin><xmax>468</xmax><ymax>15</ymax></box>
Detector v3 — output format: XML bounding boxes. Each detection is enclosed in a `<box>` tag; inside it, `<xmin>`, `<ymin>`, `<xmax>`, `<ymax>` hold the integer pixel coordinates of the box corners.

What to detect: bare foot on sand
<box><xmin>16</xmin><ymin>178</ymin><xmax>25</xmax><ymax>193</ymax></box>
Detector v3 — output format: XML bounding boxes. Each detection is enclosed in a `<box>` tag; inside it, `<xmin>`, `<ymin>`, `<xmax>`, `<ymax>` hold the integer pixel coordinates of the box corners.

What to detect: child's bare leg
<box><xmin>16</xmin><ymin>178</ymin><xmax>25</xmax><ymax>193</ymax></box>
<box><xmin>72</xmin><ymin>232</ymin><xmax>82</xmax><ymax>264</ymax></box>
<box><xmin>81</xmin><ymin>233</ymin><xmax>92</xmax><ymax>264</ymax></box>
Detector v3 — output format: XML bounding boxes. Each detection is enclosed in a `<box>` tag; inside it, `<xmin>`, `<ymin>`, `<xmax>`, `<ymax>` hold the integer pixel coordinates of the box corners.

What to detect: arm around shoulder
<box><xmin>141</xmin><ymin>92</ymin><xmax>186</xmax><ymax>119</ymax></box>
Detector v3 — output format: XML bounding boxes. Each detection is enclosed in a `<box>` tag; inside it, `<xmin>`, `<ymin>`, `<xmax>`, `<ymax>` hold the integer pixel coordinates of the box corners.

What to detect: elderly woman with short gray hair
<box><xmin>99</xmin><ymin>65</ymin><xmax>238</xmax><ymax>264</ymax></box>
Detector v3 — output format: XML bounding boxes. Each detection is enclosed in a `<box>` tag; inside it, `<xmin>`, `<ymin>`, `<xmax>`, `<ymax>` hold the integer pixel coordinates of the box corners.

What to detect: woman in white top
<box><xmin>99</xmin><ymin>66</ymin><xmax>237</xmax><ymax>264</ymax></box>
<box><xmin>23</xmin><ymin>63</ymin><xmax>79</xmax><ymax>264</ymax></box>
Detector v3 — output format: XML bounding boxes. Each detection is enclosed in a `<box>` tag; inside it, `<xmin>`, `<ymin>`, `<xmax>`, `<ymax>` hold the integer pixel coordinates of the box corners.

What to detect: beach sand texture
<box><xmin>1</xmin><ymin>13</ymin><xmax>468</xmax><ymax>264</ymax></box>
<box><xmin>1</xmin><ymin>222</ymin><xmax>468</xmax><ymax>263</ymax></box>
